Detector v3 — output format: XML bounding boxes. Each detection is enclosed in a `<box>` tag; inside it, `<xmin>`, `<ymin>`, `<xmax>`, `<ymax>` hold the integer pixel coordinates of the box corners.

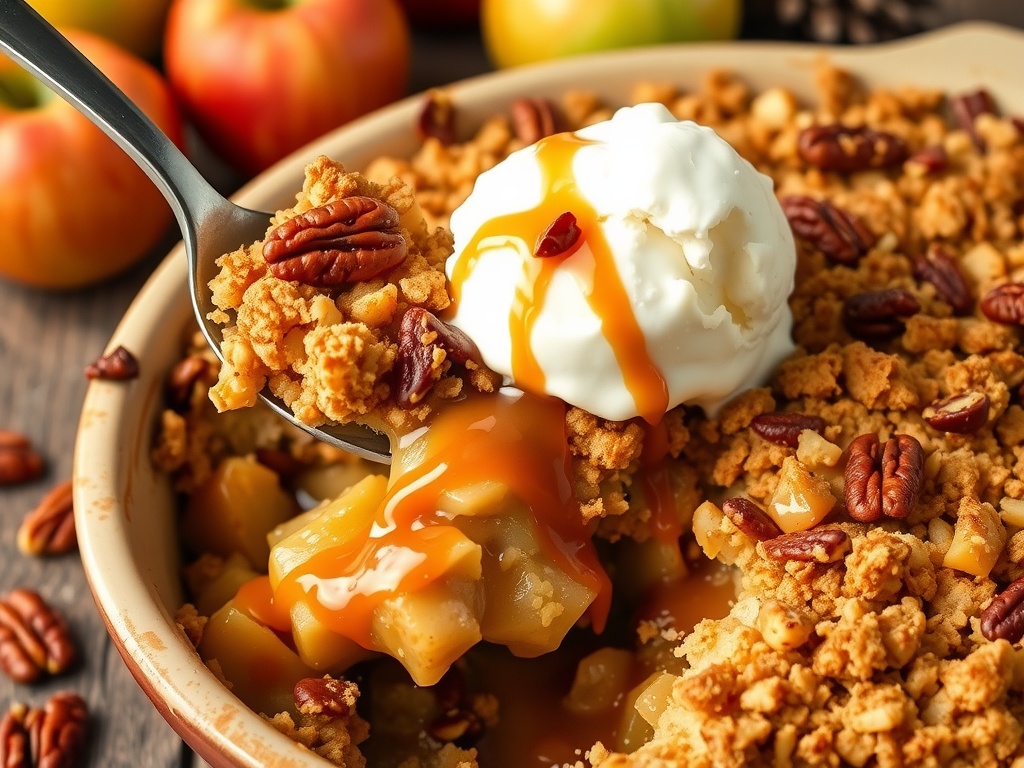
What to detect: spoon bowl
<box><xmin>0</xmin><ymin>0</ymin><xmax>392</xmax><ymax>463</ymax></box>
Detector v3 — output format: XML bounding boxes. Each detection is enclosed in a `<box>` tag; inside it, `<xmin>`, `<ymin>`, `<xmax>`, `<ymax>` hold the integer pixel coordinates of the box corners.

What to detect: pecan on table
<box><xmin>797</xmin><ymin>124</ymin><xmax>909</xmax><ymax>173</ymax></box>
<box><xmin>844</xmin><ymin>433</ymin><xmax>924</xmax><ymax>523</ymax></box>
<box><xmin>981</xmin><ymin>575</ymin><xmax>1024</xmax><ymax>643</ymax></box>
<box><xmin>913</xmin><ymin>244</ymin><xmax>972</xmax><ymax>315</ymax></box>
<box><xmin>0</xmin><ymin>589</ymin><xmax>76</xmax><ymax>684</ymax></box>
<box><xmin>842</xmin><ymin>288</ymin><xmax>921</xmax><ymax>340</ymax></box>
<box><xmin>922</xmin><ymin>390</ymin><xmax>990</xmax><ymax>435</ymax></box>
<box><xmin>760</xmin><ymin>528</ymin><xmax>850</xmax><ymax>564</ymax></box>
<box><xmin>396</xmin><ymin>307</ymin><xmax>481</xmax><ymax>408</ymax></box>
<box><xmin>722</xmin><ymin>497</ymin><xmax>783</xmax><ymax>542</ymax></box>
<box><xmin>780</xmin><ymin>195</ymin><xmax>875</xmax><ymax>266</ymax></box>
<box><xmin>18</xmin><ymin>480</ymin><xmax>76</xmax><ymax>557</ymax></box>
<box><xmin>511</xmin><ymin>97</ymin><xmax>560</xmax><ymax>146</ymax></box>
<box><xmin>262</xmin><ymin>197</ymin><xmax>409</xmax><ymax>287</ymax></box>
<box><xmin>0</xmin><ymin>692</ymin><xmax>88</xmax><ymax>768</ymax></box>
<box><xmin>751</xmin><ymin>412</ymin><xmax>827</xmax><ymax>449</ymax></box>
<box><xmin>84</xmin><ymin>345</ymin><xmax>139</xmax><ymax>381</ymax></box>
<box><xmin>980</xmin><ymin>282</ymin><xmax>1024</xmax><ymax>325</ymax></box>
<box><xmin>0</xmin><ymin>431</ymin><xmax>44</xmax><ymax>486</ymax></box>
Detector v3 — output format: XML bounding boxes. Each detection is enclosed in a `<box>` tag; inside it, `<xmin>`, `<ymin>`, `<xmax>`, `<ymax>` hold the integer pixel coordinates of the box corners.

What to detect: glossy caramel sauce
<box><xmin>239</xmin><ymin>388</ymin><xmax>612</xmax><ymax>650</ymax></box>
<box><xmin>448</xmin><ymin>133</ymin><xmax>669</xmax><ymax>425</ymax></box>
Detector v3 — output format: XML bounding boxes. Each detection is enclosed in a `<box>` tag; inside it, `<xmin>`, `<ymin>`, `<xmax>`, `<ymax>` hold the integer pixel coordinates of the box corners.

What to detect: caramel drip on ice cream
<box><xmin>449</xmin><ymin>133</ymin><xmax>669</xmax><ymax>424</ymax></box>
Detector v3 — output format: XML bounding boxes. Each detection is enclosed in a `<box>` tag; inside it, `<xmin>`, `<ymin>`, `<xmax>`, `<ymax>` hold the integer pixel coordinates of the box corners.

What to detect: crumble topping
<box><xmin>155</xmin><ymin>61</ymin><xmax>1024</xmax><ymax>767</ymax></box>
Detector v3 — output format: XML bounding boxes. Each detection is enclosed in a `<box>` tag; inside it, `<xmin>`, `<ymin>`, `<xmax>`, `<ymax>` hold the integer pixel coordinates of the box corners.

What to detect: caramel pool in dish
<box><xmin>156</xmin><ymin>62</ymin><xmax>1024</xmax><ymax>767</ymax></box>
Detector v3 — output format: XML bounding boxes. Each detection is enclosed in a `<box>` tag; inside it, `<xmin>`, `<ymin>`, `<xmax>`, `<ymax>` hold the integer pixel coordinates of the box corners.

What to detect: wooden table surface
<box><xmin>0</xmin><ymin>25</ymin><xmax>489</xmax><ymax>768</ymax></box>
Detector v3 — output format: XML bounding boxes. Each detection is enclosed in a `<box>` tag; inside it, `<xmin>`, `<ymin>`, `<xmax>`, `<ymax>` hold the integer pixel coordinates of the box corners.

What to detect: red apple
<box><xmin>0</xmin><ymin>30</ymin><xmax>184</xmax><ymax>289</ymax></box>
<box><xmin>164</xmin><ymin>0</ymin><xmax>411</xmax><ymax>176</ymax></box>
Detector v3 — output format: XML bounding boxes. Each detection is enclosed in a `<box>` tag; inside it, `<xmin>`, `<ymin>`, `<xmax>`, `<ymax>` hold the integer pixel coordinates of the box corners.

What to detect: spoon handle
<box><xmin>0</xmin><ymin>0</ymin><xmax>222</xmax><ymax>244</ymax></box>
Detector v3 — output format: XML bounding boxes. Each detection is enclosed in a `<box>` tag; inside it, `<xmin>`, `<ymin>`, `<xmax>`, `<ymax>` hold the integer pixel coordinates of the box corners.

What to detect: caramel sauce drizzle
<box><xmin>449</xmin><ymin>133</ymin><xmax>669</xmax><ymax>425</ymax></box>
<box><xmin>237</xmin><ymin>389</ymin><xmax>611</xmax><ymax>650</ymax></box>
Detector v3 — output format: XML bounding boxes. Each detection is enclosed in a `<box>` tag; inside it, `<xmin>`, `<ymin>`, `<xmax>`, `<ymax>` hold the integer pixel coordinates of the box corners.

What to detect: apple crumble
<box><xmin>155</xmin><ymin>62</ymin><xmax>1024</xmax><ymax>767</ymax></box>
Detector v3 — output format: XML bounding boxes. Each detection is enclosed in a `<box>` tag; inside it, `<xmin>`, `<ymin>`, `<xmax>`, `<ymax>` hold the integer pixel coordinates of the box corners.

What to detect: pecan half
<box><xmin>0</xmin><ymin>589</ymin><xmax>76</xmax><ymax>684</ymax></box>
<box><xmin>905</xmin><ymin>145</ymin><xmax>949</xmax><ymax>175</ymax></box>
<box><xmin>17</xmin><ymin>481</ymin><xmax>76</xmax><ymax>557</ymax></box>
<box><xmin>797</xmin><ymin>124</ymin><xmax>908</xmax><ymax>173</ymax></box>
<box><xmin>84</xmin><ymin>346</ymin><xmax>138</xmax><ymax>381</ymax></box>
<box><xmin>293</xmin><ymin>675</ymin><xmax>358</xmax><ymax>718</ymax></box>
<box><xmin>781</xmin><ymin>195</ymin><xmax>875</xmax><ymax>265</ymax></box>
<box><xmin>0</xmin><ymin>692</ymin><xmax>87</xmax><ymax>768</ymax></box>
<box><xmin>980</xmin><ymin>283</ymin><xmax>1024</xmax><ymax>325</ymax></box>
<box><xmin>751</xmin><ymin>412</ymin><xmax>827</xmax><ymax>449</ymax></box>
<box><xmin>842</xmin><ymin>288</ymin><xmax>921</xmax><ymax>340</ymax></box>
<box><xmin>511</xmin><ymin>98</ymin><xmax>560</xmax><ymax>146</ymax></box>
<box><xmin>396</xmin><ymin>307</ymin><xmax>481</xmax><ymax>408</ymax></box>
<box><xmin>722</xmin><ymin>498</ymin><xmax>783</xmax><ymax>541</ymax></box>
<box><xmin>535</xmin><ymin>212</ymin><xmax>582</xmax><ymax>258</ymax></box>
<box><xmin>844</xmin><ymin>433</ymin><xmax>924</xmax><ymax>522</ymax></box>
<box><xmin>912</xmin><ymin>244</ymin><xmax>972</xmax><ymax>315</ymax></box>
<box><xmin>262</xmin><ymin>197</ymin><xmax>408</xmax><ymax>287</ymax></box>
<box><xmin>166</xmin><ymin>354</ymin><xmax>211</xmax><ymax>410</ymax></box>
<box><xmin>981</xmin><ymin>575</ymin><xmax>1024</xmax><ymax>643</ymax></box>
<box><xmin>0</xmin><ymin>431</ymin><xmax>44</xmax><ymax>487</ymax></box>
<box><xmin>922</xmin><ymin>390</ymin><xmax>990</xmax><ymax>435</ymax></box>
<box><xmin>417</xmin><ymin>89</ymin><xmax>456</xmax><ymax>146</ymax></box>
<box><xmin>950</xmin><ymin>89</ymin><xmax>996</xmax><ymax>150</ymax></box>
<box><xmin>761</xmin><ymin>528</ymin><xmax>850</xmax><ymax>564</ymax></box>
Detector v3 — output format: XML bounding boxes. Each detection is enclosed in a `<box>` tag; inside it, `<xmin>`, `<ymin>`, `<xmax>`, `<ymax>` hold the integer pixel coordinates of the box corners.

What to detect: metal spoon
<box><xmin>0</xmin><ymin>0</ymin><xmax>392</xmax><ymax>463</ymax></box>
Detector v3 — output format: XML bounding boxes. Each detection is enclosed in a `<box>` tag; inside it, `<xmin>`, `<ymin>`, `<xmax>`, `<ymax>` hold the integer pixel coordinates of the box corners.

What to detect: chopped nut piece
<box><xmin>84</xmin><ymin>345</ymin><xmax>139</xmax><ymax>380</ymax></box>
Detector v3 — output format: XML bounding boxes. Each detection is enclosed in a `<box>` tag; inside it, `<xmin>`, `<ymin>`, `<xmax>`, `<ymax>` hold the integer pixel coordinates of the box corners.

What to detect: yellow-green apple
<box><xmin>163</xmin><ymin>0</ymin><xmax>410</xmax><ymax>176</ymax></box>
<box><xmin>26</xmin><ymin>0</ymin><xmax>173</xmax><ymax>59</ymax></box>
<box><xmin>482</xmin><ymin>0</ymin><xmax>741</xmax><ymax>69</ymax></box>
<box><xmin>0</xmin><ymin>30</ymin><xmax>183</xmax><ymax>289</ymax></box>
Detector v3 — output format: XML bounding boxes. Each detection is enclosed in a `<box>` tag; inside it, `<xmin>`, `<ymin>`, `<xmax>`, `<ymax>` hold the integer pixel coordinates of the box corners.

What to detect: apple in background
<box><xmin>482</xmin><ymin>0</ymin><xmax>741</xmax><ymax>69</ymax></box>
<box><xmin>0</xmin><ymin>30</ymin><xmax>183</xmax><ymax>290</ymax></box>
<box><xmin>164</xmin><ymin>0</ymin><xmax>411</xmax><ymax>176</ymax></box>
<box><xmin>398</xmin><ymin>0</ymin><xmax>479</xmax><ymax>27</ymax></box>
<box><xmin>26</xmin><ymin>0</ymin><xmax>173</xmax><ymax>59</ymax></box>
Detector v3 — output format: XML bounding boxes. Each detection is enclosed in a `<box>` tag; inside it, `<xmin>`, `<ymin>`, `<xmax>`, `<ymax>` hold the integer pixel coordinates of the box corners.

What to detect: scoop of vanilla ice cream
<box><xmin>444</xmin><ymin>102</ymin><xmax>796</xmax><ymax>421</ymax></box>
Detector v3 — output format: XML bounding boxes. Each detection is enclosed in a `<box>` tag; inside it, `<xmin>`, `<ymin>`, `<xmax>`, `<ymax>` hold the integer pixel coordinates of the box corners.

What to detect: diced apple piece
<box><xmin>766</xmin><ymin>457</ymin><xmax>836</xmax><ymax>533</ymax></box>
<box><xmin>943</xmin><ymin>497</ymin><xmax>1007</xmax><ymax>578</ymax></box>
<box><xmin>458</xmin><ymin>511</ymin><xmax>596</xmax><ymax>657</ymax></box>
<box><xmin>199</xmin><ymin>602</ymin><xmax>316</xmax><ymax>716</ymax></box>
<box><xmin>438</xmin><ymin>481</ymin><xmax>509</xmax><ymax>517</ymax></box>
<box><xmin>563</xmin><ymin>647</ymin><xmax>634</xmax><ymax>714</ymax></box>
<box><xmin>632</xmin><ymin>671</ymin><xmax>676</xmax><ymax>729</ymax></box>
<box><xmin>371</xmin><ymin>577</ymin><xmax>483</xmax><ymax>686</ymax></box>
<box><xmin>614</xmin><ymin>536</ymin><xmax>688</xmax><ymax>601</ymax></box>
<box><xmin>294</xmin><ymin>461</ymin><xmax>380</xmax><ymax>505</ymax></box>
<box><xmin>182</xmin><ymin>456</ymin><xmax>299</xmax><ymax>569</ymax></box>
<box><xmin>268</xmin><ymin>474</ymin><xmax>387</xmax><ymax>588</ymax></box>
<box><xmin>692</xmin><ymin>500</ymin><xmax>745</xmax><ymax>564</ymax></box>
<box><xmin>266</xmin><ymin>504</ymin><xmax>328</xmax><ymax>549</ymax></box>
<box><xmin>194</xmin><ymin>552</ymin><xmax>259</xmax><ymax>617</ymax></box>
<box><xmin>289</xmin><ymin>598</ymin><xmax>374</xmax><ymax>672</ymax></box>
